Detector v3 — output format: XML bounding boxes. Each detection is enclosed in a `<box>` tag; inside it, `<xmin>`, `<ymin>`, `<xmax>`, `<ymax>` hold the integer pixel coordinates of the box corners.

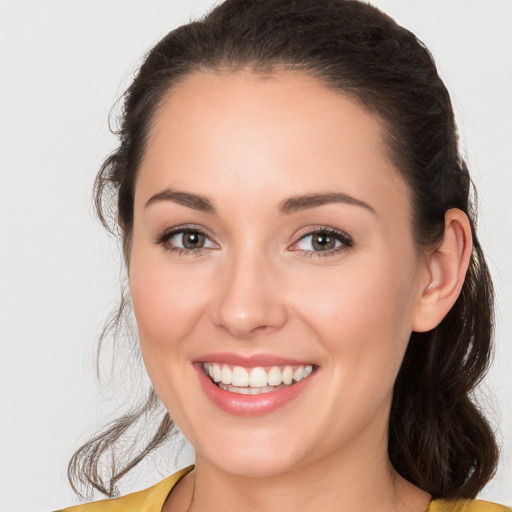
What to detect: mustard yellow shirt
<box><xmin>56</xmin><ymin>466</ymin><xmax>510</xmax><ymax>512</ymax></box>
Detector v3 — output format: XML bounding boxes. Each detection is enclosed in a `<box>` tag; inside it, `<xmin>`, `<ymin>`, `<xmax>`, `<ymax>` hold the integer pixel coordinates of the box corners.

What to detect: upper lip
<box><xmin>195</xmin><ymin>352</ymin><xmax>315</xmax><ymax>368</ymax></box>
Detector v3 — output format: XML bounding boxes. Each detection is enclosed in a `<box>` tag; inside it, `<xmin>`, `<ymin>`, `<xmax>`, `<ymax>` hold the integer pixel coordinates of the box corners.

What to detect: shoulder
<box><xmin>54</xmin><ymin>466</ymin><xmax>194</xmax><ymax>512</ymax></box>
<box><xmin>428</xmin><ymin>499</ymin><xmax>511</xmax><ymax>512</ymax></box>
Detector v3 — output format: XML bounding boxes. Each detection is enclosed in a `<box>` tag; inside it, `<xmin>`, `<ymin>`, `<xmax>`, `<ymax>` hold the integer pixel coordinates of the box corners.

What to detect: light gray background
<box><xmin>0</xmin><ymin>1</ymin><xmax>510</xmax><ymax>511</ymax></box>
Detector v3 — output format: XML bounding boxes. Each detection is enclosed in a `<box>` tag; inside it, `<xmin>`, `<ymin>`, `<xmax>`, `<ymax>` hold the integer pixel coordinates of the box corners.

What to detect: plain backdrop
<box><xmin>0</xmin><ymin>1</ymin><xmax>511</xmax><ymax>511</ymax></box>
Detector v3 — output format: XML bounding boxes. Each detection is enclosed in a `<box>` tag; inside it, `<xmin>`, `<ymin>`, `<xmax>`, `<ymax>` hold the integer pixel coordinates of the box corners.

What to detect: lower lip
<box><xmin>195</xmin><ymin>364</ymin><xmax>316</xmax><ymax>417</ymax></box>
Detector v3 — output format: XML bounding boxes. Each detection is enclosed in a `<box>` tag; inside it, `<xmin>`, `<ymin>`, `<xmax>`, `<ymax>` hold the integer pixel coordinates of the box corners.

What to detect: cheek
<box><xmin>292</xmin><ymin>253</ymin><xmax>418</xmax><ymax>374</ymax></box>
<box><xmin>129</xmin><ymin>251</ymin><xmax>212</xmax><ymax>355</ymax></box>
<box><xmin>128</xmin><ymin>250</ymin><xmax>214</xmax><ymax>426</ymax></box>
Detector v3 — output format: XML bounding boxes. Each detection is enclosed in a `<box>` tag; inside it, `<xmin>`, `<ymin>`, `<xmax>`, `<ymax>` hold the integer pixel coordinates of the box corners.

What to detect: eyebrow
<box><xmin>145</xmin><ymin>188</ymin><xmax>375</xmax><ymax>215</ymax></box>
<box><xmin>278</xmin><ymin>192</ymin><xmax>376</xmax><ymax>215</ymax></box>
<box><xmin>145</xmin><ymin>189</ymin><xmax>216</xmax><ymax>213</ymax></box>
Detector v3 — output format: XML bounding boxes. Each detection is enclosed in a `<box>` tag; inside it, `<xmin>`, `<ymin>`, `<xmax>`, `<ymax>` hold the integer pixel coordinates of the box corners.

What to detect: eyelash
<box><xmin>153</xmin><ymin>225</ymin><xmax>213</xmax><ymax>257</ymax></box>
<box><xmin>293</xmin><ymin>226</ymin><xmax>354</xmax><ymax>258</ymax></box>
<box><xmin>153</xmin><ymin>225</ymin><xmax>354</xmax><ymax>258</ymax></box>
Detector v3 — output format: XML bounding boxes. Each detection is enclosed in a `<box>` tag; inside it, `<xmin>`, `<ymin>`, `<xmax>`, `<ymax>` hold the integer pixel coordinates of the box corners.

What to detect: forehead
<box><xmin>136</xmin><ymin>70</ymin><xmax>410</xmax><ymax>218</ymax></box>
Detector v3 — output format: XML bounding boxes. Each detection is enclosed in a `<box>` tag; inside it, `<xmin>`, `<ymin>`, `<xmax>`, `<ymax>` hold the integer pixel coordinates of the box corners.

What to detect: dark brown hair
<box><xmin>69</xmin><ymin>0</ymin><xmax>498</xmax><ymax>500</ymax></box>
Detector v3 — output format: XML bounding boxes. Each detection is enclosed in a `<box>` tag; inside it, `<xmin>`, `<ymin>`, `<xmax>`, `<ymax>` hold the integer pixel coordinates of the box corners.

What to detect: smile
<box><xmin>196</xmin><ymin>359</ymin><xmax>318</xmax><ymax>416</ymax></box>
<box><xmin>202</xmin><ymin>362</ymin><xmax>314</xmax><ymax>395</ymax></box>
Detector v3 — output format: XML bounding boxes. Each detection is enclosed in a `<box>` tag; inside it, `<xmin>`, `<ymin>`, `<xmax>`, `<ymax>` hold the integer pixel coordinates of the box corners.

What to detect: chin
<box><xmin>196</xmin><ymin>432</ymin><xmax>307</xmax><ymax>478</ymax></box>
<box><xmin>213</xmin><ymin>454</ymin><xmax>300</xmax><ymax>478</ymax></box>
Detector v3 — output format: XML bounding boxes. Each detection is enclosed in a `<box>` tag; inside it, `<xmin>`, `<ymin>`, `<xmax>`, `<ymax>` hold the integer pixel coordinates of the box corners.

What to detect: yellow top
<box><xmin>55</xmin><ymin>466</ymin><xmax>510</xmax><ymax>512</ymax></box>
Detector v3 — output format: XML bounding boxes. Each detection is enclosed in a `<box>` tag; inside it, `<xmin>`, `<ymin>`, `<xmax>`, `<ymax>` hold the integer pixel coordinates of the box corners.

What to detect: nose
<box><xmin>211</xmin><ymin>249</ymin><xmax>288</xmax><ymax>339</ymax></box>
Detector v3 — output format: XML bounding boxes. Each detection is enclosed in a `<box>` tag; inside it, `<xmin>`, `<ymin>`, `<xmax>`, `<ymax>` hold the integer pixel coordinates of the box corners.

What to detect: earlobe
<box><xmin>412</xmin><ymin>209</ymin><xmax>473</xmax><ymax>333</ymax></box>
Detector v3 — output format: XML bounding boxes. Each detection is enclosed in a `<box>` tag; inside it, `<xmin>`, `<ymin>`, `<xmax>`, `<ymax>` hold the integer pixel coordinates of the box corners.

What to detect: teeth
<box><xmin>282</xmin><ymin>366</ymin><xmax>293</xmax><ymax>385</ymax></box>
<box><xmin>249</xmin><ymin>367</ymin><xmax>268</xmax><ymax>387</ymax></box>
<box><xmin>220</xmin><ymin>364</ymin><xmax>232</xmax><ymax>385</ymax></box>
<box><xmin>219</xmin><ymin>382</ymin><xmax>292</xmax><ymax>395</ymax></box>
<box><xmin>231</xmin><ymin>366</ymin><xmax>249</xmax><ymax>386</ymax></box>
<box><xmin>212</xmin><ymin>364</ymin><xmax>222</xmax><ymax>383</ymax></box>
<box><xmin>203</xmin><ymin>362</ymin><xmax>314</xmax><ymax>390</ymax></box>
<box><xmin>293</xmin><ymin>366</ymin><xmax>304</xmax><ymax>382</ymax></box>
<box><xmin>267</xmin><ymin>366</ymin><xmax>283</xmax><ymax>386</ymax></box>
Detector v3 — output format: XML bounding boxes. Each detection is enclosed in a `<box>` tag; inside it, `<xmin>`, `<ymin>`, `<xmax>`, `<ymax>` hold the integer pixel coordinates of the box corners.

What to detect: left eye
<box><xmin>294</xmin><ymin>230</ymin><xmax>351</xmax><ymax>252</ymax></box>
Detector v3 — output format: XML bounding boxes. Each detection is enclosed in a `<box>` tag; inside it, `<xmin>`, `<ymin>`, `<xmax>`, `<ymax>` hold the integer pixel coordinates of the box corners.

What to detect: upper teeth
<box><xmin>203</xmin><ymin>362</ymin><xmax>313</xmax><ymax>387</ymax></box>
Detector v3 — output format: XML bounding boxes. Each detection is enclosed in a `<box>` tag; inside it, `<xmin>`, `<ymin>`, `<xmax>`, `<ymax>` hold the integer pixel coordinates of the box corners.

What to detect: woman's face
<box><xmin>129</xmin><ymin>71</ymin><xmax>429</xmax><ymax>476</ymax></box>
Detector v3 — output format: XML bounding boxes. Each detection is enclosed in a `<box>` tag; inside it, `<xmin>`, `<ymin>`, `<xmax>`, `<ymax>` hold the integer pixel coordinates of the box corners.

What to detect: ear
<box><xmin>412</xmin><ymin>208</ymin><xmax>473</xmax><ymax>332</ymax></box>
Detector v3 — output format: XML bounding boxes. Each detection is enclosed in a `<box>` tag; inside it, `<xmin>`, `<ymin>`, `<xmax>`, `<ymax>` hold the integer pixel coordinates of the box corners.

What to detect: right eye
<box><xmin>155</xmin><ymin>227</ymin><xmax>218</xmax><ymax>254</ymax></box>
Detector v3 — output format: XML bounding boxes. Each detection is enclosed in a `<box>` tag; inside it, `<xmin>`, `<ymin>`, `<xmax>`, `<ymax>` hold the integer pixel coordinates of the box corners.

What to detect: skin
<box><xmin>128</xmin><ymin>70</ymin><xmax>472</xmax><ymax>512</ymax></box>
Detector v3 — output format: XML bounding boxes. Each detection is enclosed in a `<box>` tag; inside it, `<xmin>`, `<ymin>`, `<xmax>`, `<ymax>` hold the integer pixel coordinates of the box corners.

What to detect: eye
<box><xmin>291</xmin><ymin>228</ymin><xmax>353</xmax><ymax>256</ymax></box>
<box><xmin>154</xmin><ymin>226</ymin><xmax>218</xmax><ymax>254</ymax></box>
<box><xmin>170</xmin><ymin>230</ymin><xmax>211</xmax><ymax>249</ymax></box>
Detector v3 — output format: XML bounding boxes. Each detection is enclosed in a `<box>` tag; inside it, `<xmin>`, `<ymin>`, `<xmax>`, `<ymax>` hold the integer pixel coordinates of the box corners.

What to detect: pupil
<box><xmin>312</xmin><ymin>233</ymin><xmax>335</xmax><ymax>251</ymax></box>
<box><xmin>183</xmin><ymin>231</ymin><xmax>205</xmax><ymax>249</ymax></box>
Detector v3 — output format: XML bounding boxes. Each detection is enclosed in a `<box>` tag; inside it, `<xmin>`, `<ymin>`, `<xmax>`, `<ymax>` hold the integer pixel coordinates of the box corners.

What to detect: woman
<box><xmin>56</xmin><ymin>0</ymin><xmax>509</xmax><ymax>511</ymax></box>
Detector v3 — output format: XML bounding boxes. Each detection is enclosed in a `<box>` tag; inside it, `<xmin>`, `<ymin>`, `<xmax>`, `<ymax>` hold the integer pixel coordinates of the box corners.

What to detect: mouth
<box><xmin>202</xmin><ymin>362</ymin><xmax>315</xmax><ymax>395</ymax></box>
<box><xmin>195</xmin><ymin>353</ymin><xmax>318</xmax><ymax>416</ymax></box>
